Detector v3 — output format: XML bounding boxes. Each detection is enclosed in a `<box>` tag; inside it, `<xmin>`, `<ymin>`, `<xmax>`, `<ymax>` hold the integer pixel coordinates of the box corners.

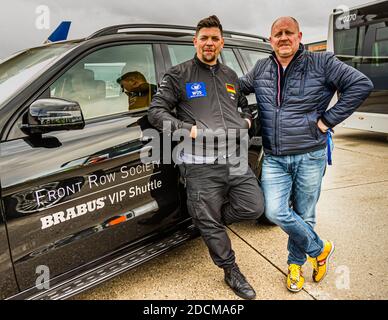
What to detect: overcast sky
<box><xmin>0</xmin><ymin>0</ymin><xmax>368</xmax><ymax>59</ymax></box>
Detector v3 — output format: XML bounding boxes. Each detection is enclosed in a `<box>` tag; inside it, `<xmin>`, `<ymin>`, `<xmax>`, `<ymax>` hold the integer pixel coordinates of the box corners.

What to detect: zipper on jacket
<box><xmin>299</xmin><ymin>69</ymin><xmax>305</xmax><ymax>96</ymax></box>
<box><xmin>275</xmin><ymin>61</ymin><xmax>281</xmax><ymax>107</ymax></box>
<box><xmin>211</xmin><ymin>68</ymin><xmax>227</xmax><ymax>130</ymax></box>
<box><xmin>273</xmin><ymin>58</ymin><xmax>281</xmax><ymax>155</ymax></box>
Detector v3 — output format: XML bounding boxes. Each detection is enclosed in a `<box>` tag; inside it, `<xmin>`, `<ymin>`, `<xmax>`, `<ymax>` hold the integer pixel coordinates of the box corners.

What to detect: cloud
<box><xmin>0</xmin><ymin>0</ymin><xmax>368</xmax><ymax>58</ymax></box>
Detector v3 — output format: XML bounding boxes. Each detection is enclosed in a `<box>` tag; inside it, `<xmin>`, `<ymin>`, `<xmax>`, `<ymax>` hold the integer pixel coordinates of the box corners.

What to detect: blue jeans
<box><xmin>261</xmin><ymin>148</ymin><xmax>326</xmax><ymax>265</ymax></box>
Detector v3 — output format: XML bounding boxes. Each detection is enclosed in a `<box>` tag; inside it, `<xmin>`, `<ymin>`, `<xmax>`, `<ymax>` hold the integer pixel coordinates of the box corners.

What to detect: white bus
<box><xmin>327</xmin><ymin>0</ymin><xmax>388</xmax><ymax>133</ymax></box>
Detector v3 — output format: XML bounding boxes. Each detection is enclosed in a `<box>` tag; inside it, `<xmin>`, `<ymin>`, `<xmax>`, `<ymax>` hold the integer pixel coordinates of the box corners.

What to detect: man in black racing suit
<box><xmin>148</xmin><ymin>15</ymin><xmax>264</xmax><ymax>300</ymax></box>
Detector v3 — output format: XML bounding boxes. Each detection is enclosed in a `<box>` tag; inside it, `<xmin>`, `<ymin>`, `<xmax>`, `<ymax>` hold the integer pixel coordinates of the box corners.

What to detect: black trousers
<box><xmin>178</xmin><ymin>163</ymin><xmax>264</xmax><ymax>268</ymax></box>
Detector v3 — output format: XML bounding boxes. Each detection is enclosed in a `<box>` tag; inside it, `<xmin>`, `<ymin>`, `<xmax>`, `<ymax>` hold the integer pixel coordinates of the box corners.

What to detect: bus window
<box><xmin>334</xmin><ymin>27</ymin><xmax>364</xmax><ymax>57</ymax></box>
<box><xmin>333</xmin><ymin>22</ymin><xmax>388</xmax><ymax>91</ymax></box>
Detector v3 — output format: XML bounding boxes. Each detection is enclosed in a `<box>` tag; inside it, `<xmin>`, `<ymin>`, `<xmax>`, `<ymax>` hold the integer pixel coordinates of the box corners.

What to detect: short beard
<box><xmin>202</xmin><ymin>52</ymin><xmax>216</xmax><ymax>63</ymax></box>
<box><xmin>278</xmin><ymin>51</ymin><xmax>293</xmax><ymax>58</ymax></box>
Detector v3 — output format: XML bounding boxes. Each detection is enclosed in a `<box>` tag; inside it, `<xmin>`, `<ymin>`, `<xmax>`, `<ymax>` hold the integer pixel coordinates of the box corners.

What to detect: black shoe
<box><xmin>224</xmin><ymin>264</ymin><xmax>256</xmax><ymax>300</ymax></box>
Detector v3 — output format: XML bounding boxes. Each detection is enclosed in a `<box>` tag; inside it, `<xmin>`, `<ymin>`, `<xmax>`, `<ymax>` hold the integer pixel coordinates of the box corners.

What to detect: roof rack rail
<box><xmin>86</xmin><ymin>24</ymin><xmax>268</xmax><ymax>42</ymax></box>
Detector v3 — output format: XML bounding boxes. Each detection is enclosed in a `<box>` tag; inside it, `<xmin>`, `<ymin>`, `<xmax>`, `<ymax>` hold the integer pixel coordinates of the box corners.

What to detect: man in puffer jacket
<box><xmin>239</xmin><ymin>16</ymin><xmax>373</xmax><ymax>292</ymax></box>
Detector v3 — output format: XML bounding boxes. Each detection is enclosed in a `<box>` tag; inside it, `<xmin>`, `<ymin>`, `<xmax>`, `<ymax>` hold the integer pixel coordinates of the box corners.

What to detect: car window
<box><xmin>240</xmin><ymin>49</ymin><xmax>270</xmax><ymax>70</ymax></box>
<box><xmin>167</xmin><ymin>45</ymin><xmax>196</xmax><ymax>66</ymax></box>
<box><xmin>222</xmin><ymin>48</ymin><xmax>244</xmax><ymax>77</ymax></box>
<box><xmin>0</xmin><ymin>43</ymin><xmax>77</xmax><ymax>108</ymax></box>
<box><xmin>50</xmin><ymin>44</ymin><xmax>157</xmax><ymax>120</ymax></box>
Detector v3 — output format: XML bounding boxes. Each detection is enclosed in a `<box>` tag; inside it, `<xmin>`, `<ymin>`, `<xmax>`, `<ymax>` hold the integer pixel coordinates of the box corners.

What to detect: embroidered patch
<box><xmin>186</xmin><ymin>82</ymin><xmax>207</xmax><ymax>99</ymax></box>
<box><xmin>225</xmin><ymin>83</ymin><xmax>236</xmax><ymax>94</ymax></box>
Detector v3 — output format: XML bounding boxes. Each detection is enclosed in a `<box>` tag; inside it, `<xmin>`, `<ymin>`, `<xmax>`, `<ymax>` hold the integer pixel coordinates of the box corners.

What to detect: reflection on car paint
<box><xmin>17</xmin><ymin>200</ymin><xmax>160</xmax><ymax>262</ymax></box>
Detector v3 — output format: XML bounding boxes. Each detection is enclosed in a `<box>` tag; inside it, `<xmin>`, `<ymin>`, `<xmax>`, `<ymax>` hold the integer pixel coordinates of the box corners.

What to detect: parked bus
<box><xmin>327</xmin><ymin>0</ymin><xmax>388</xmax><ymax>133</ymax></box>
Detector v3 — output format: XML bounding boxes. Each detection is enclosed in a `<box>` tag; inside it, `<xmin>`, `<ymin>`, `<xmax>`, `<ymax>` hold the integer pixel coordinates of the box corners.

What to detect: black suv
<box><xmin>0</xmin><ymin>24</ymin><xmax>271</xmax><ymax>300</ymax></box>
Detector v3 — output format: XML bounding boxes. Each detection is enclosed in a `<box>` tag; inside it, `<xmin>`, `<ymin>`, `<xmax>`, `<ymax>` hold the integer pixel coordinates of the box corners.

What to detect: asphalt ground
<box><xmin>75</xmin><ymin>127</ymin><xmax>388</xmax><ymax>300</ymax></box>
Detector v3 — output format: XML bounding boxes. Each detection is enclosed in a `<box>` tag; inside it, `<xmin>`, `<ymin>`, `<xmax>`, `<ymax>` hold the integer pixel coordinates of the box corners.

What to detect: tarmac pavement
<box><xmin>75</xmin><ymin>127</ymin><xmax>388</xmax><ymax>300</ymax></box>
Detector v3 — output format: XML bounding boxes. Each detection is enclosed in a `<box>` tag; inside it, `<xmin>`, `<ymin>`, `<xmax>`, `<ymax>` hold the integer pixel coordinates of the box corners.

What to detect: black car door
<box><xmin>0</xmin><ymin>42</ymin><xmax>182</xmax><ymax>291</ymax></box>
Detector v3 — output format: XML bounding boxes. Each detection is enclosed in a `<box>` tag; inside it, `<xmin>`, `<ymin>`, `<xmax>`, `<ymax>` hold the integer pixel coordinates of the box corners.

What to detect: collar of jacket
<box><xmin>193</xmin><ymin>54</ymin><xmax>220</xmax><ymax>72</ymax></box>
<box><xmin>270</xmin><ymin>43</ymin><xmax>305</xmax><ymax>67</ymax></box>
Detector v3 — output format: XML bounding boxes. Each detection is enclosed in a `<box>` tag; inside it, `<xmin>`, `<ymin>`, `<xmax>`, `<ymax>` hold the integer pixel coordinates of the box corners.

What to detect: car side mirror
<box><xmin>20</xmin><ymin>98</ymin><xmax>85</xmax><ymax>136</ymax></box>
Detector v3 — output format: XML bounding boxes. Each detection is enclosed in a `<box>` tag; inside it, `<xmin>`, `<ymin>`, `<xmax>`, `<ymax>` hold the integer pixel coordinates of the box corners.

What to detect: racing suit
<box><xmin>148</xmin><ymin>55</ymin><xmax>264</xmax><ymax>268</ymax></box>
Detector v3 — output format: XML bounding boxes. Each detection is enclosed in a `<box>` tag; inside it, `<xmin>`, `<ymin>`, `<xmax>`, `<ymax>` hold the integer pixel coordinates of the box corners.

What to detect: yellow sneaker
<box><xmin>309</xmin><ymin>240</ymin><xmax>335</xmax><ymax>282</ymax></box>
<box><xmin>287</xmin><ymin>264</ymin><xmax>304</xmax><ymax>292</ymax></box>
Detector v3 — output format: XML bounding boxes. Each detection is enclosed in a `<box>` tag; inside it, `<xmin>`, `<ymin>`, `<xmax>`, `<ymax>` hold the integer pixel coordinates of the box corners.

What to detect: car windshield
<box><xmin>0</xmin><ymin>43</ymin><xmax>78</xmax><ymax>108</ymax></box>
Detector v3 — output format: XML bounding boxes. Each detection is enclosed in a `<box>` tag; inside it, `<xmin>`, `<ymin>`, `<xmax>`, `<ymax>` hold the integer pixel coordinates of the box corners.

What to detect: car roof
<box><xmin>87</xmin><ymin>24</ymin><xmax>269</xmax><ymax>41</ymax></box>
<box><xmin>37</xmin><ymin>24</ymin><xmax>272</xmax><ymax>52</ymax></box>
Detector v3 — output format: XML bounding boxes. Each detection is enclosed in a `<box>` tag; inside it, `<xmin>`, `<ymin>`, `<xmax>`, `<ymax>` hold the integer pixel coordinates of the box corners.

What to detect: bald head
<box><xmin>269</xmin><ymin>16</ymin><xmax>302</xmax><ymax>66</ymax></box>
<box><xmin>271</xmin><ymin>16</ymin><xmax>300</xmax><ymax>33</ymax></box>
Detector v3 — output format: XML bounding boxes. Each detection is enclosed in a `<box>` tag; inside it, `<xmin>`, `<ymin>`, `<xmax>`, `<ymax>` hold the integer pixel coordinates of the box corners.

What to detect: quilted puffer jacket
<box><xmin>239</xmin><ymin>45</ymin><xmax>373</xmax><ymax>155</ymax></box>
